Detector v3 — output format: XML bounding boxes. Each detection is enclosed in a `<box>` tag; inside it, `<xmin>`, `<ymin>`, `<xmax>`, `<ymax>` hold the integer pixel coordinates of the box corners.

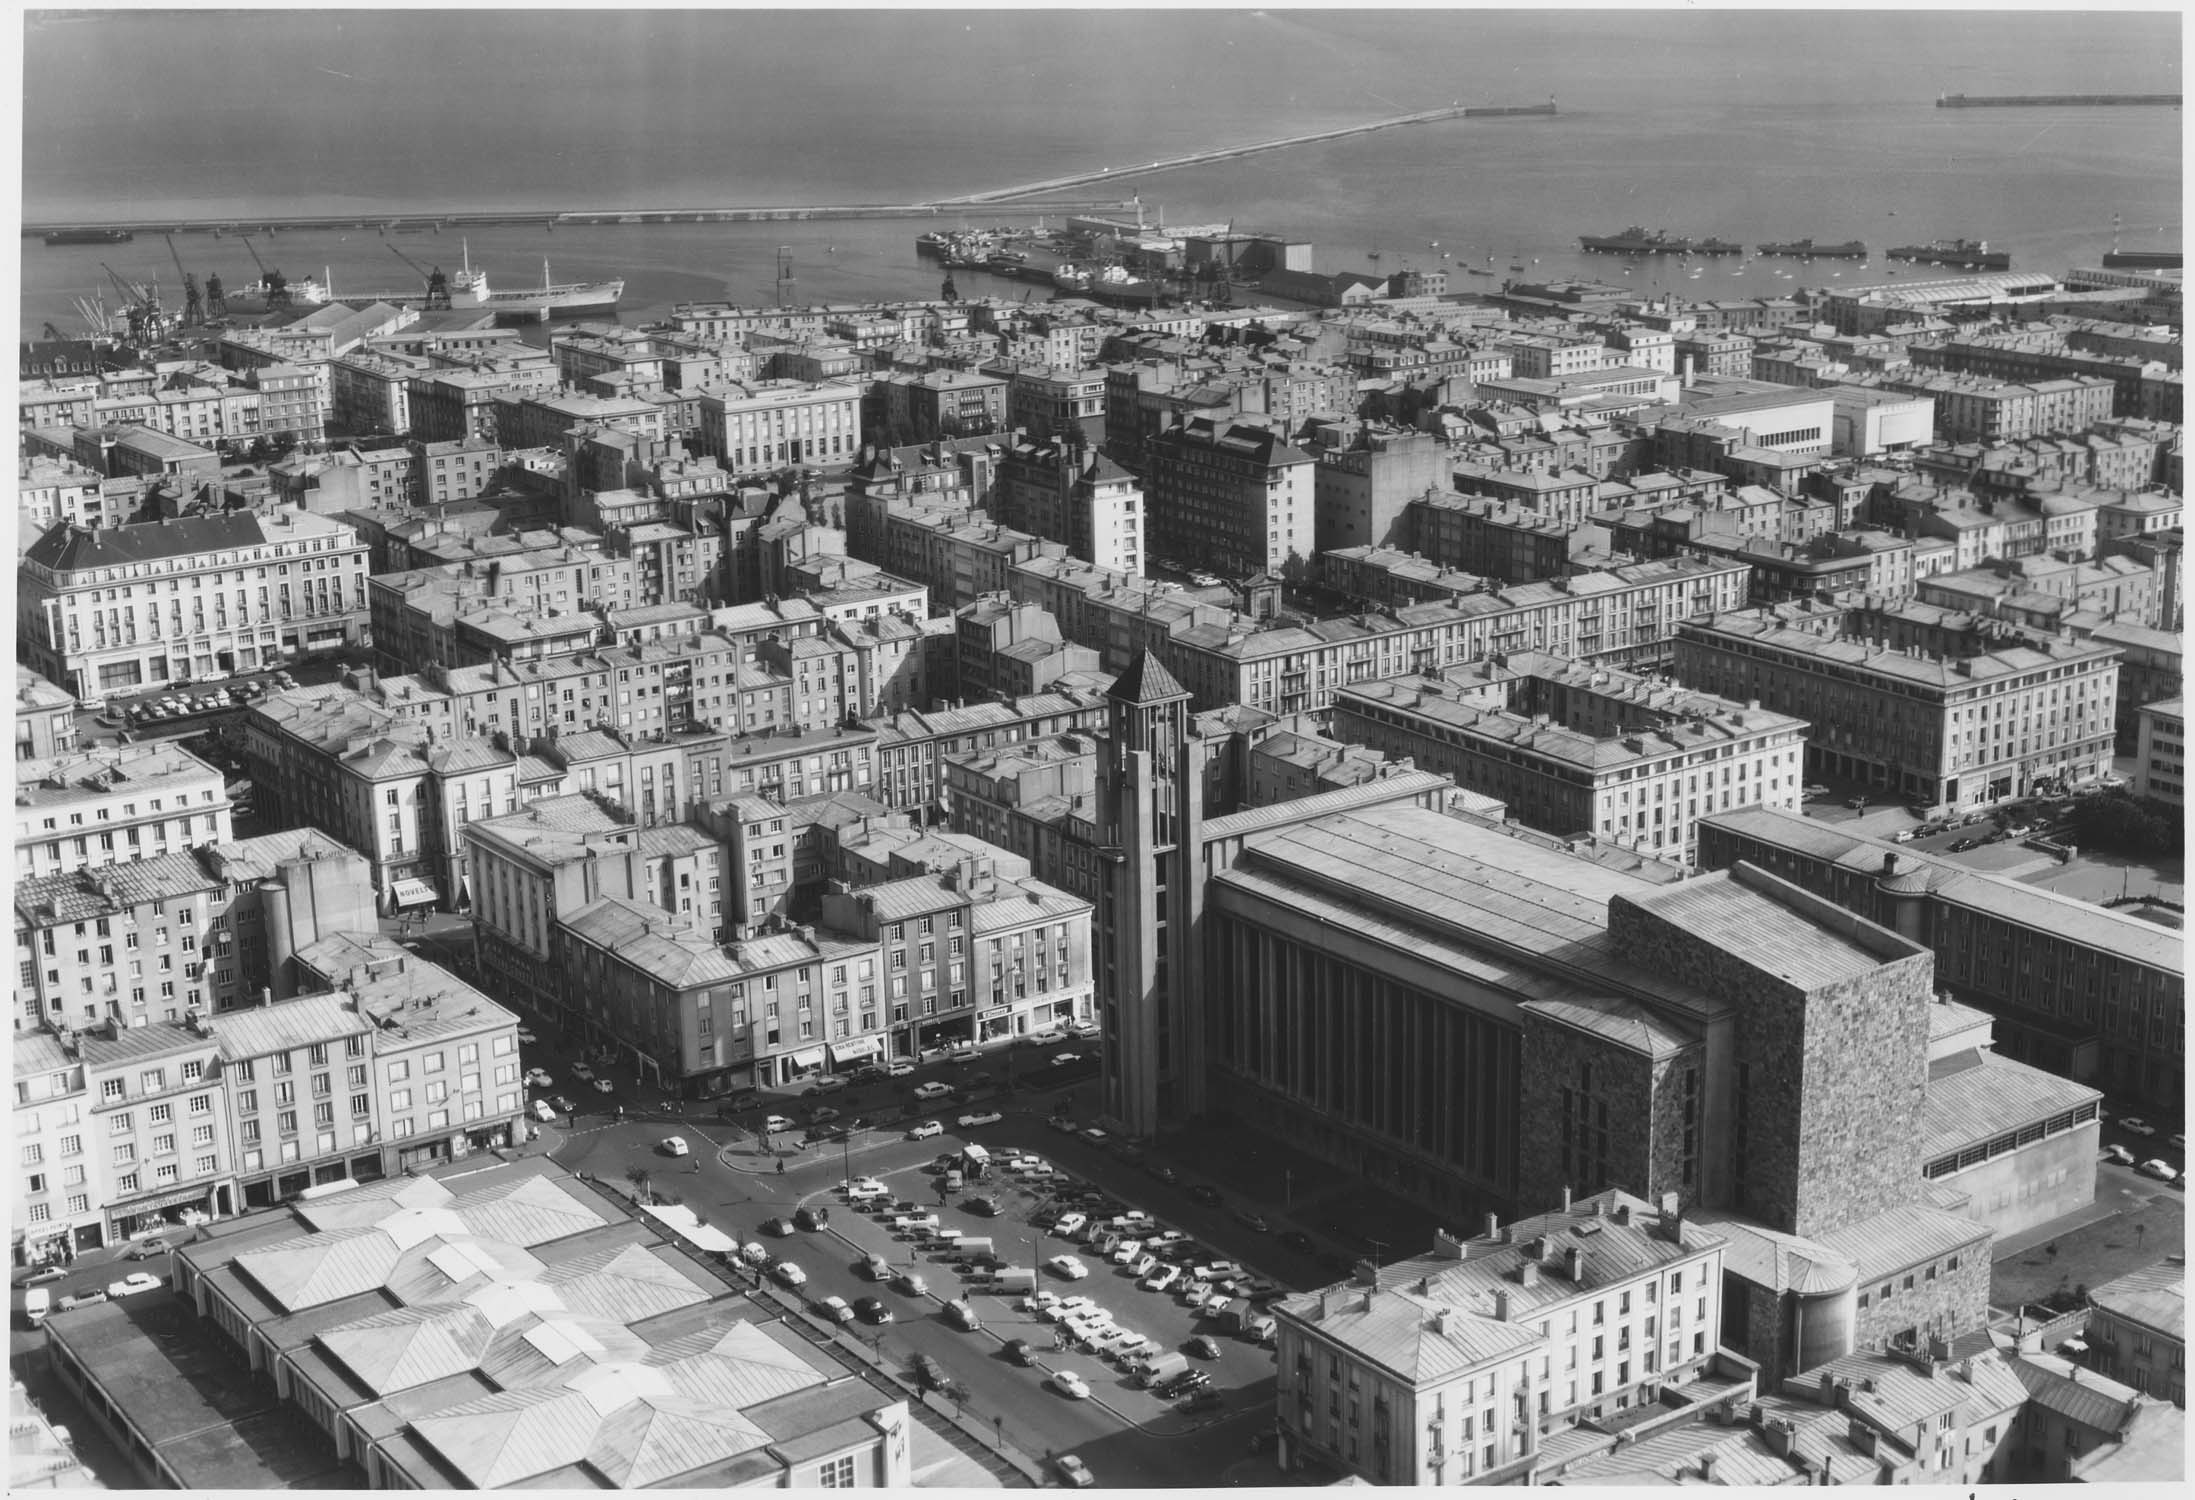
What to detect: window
<box><xmin>817</xmin><ymin>1456</ymin><xmax>857</xmax><ymax>1488</ymax></box>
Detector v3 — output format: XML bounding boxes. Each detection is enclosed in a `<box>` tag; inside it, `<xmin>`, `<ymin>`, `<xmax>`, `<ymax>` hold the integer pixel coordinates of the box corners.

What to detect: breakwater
<box><xmin>1937</xmin><ymin>92</ymin><xmax>2181</xmax><ymax>107</ymax></box>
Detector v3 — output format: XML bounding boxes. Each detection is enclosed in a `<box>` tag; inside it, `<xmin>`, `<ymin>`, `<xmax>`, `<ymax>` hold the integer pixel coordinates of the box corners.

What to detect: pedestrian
<box><xmin>776</xmin><ymin>1159</ymin><xmax>786</xmax><ymax>1176</ymax></box>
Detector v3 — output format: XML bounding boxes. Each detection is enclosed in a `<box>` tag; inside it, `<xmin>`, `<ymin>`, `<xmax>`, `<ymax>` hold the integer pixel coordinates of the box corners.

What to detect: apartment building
<box><xmin>2081</xmin><ymin>1262</ymin><xmax>2186</xmax><ymax>1407</ymax></box>
<box><xmin>13</xmin><ymin>742</ymin><xmax>232</xmax><ymax>881</ymax></box>
<box><xmin>696</xmin><ymin>379</ymin><xmax>865</xmax><ymax>477</ymax></box>
<box><xmin>1882</xmin><ymin>372</ymin><xmax>2117</xmax><ymax>445</ymax></box>
<box><xmin>1311</xmin><ymin>426</ymin><xmax>1457</xmax><ymax>554</ymax></box>
<box><xmin>1672</xmin><ymin>600</ymin><xmax>2121</xmax><ymax>810</ymax></box>
<box><xmin>1331</xmin><ymin>651</ymin><xmax>1808</xmax><ymax>862</ymax></box>
<box><xmin>868</xmin><ymin>687</ymin><xmax>1115</xmax><ymax>814</ymax></box>
<box><xmin>1001</xmin><ymin>364</ymin><xmax>1108</xmax><ymax>442</ymax></box>
<box><xmin>2133</xmin><ymin>697</ymin><xmax>2184</xmax><ymax>807</ymax></box>
<box><xmin>819</xmin><ymin>858</ymin><xmax>1095</xmax><ymax>1055</ymax></box>
<box><xmin>16</xmin><ymin>667</ymin><xmax>79</xmax><ymax>760</ymax></box>
<box><xmin>1410</xmin><ymin>493</ymin><xmax>1621</xmax><ymax>585</ymax></box>
<box><xmin>1275</xmin><ymin>1191</ymin><xmax>1728</xmax><ymax>1483</ymax></box>
<box><xmin>1141</xmin><ymin>417</ymin><xmax>1316</xmax><ymax>580</ymax></box>
<box><xmin>991</xmin><ymin>432</ymin><xmax>1144</xmax><ymax>575</ymax></box>
<box><xmin>1154</xmin><ymin>555</ymin><xmax>1753</xmax><ymax>717</ymax></box>
<box><xmin>18</xmin><ymin>510</ymin><xmax>371</xmax><ymax>705</ymax></box>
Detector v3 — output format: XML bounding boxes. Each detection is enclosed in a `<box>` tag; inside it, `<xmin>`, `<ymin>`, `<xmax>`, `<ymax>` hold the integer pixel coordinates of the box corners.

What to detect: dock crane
<box><xmin>100</xmin><ymin>262</ymin><xmax>163</xmax><ymax>342</ymax></box>
<box><xmin>204</xmin><ymin>269</ymin><xmax>228</xmax><ymax>320</ymax></box>
<box><xmin>386</xmin><ymin>243</ymin><xmax>452</xmax><ymax>311</ymax></box>
<box><xmin>239</xmin><ymin>234</ymin><xmax>291</xmax><ymax>313</ymax></box>
<box><xmin>163</xmin><ymin>233</ymin><xmax>204</xmax><ymax>326</ymax></box>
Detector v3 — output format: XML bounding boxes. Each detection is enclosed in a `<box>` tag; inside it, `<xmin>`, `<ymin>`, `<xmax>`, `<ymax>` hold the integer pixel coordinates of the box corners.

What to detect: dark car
<box><xmin>1003</xmin><ymin>1337</ymin><xmax>1036</xmax><ymax>1366</ymax></box>
<box><xmin>1950</xmin><ymin>837</ymin><xmax>1979</xmax><ymax>853</ymax></box>
<box><xmin>850</xmin><ymin>1066</ymin><xmax>887</xmax><ymax>1086</ymax></box>
<box><xmin>1278</xmin><ymin>1230</ymin><xmax>1315</xmax><ymax>1254</ymax></box>
<box><xmin>1181</xmin><ymin>1388</ymin><xmax>1225</xmax><ymax>1413</ymax></box>
<box><xmin>763</xmin><ymin>1216</ymin><xmax>798</xmax><ymax>1237</ymax></box>
<box><xmin>1145</xmin><ymin>1162</ymin><xmax>1179</xmax><ymax>1185</ymax></box>
<box><xmin>853</xmin><ymin>1295</ymin><xmax>894</xmax><ymax>1325</ymax></box>
<box><xmin>964</xmin><ymin>1195</ymin><xmax>1003</xmax><ymax>1217</ymax></box>
<box><xmin>913</xmin><ymin>1353</ymin><xmax>948</xmax><ymax>1389</ymax></box>
<box><xmin>794</xmin><ymin>1205</ymin><xmax>831</xmax><ymax>1232</ymax></box>
<box><xmin>1157</xmin><ymin>1369</ymin><xmax>1211</xmax><ymax>1398</ymax></box>
<box><xmin>1232</xmin><ymin>1207</ymin><xmax>1269</xmax><ymax>1232</ymax></box>
<box><xmin>1189</xmin><ymin>1184</ymin><xmax>1223</xmax><ymax>1207</ymax></box>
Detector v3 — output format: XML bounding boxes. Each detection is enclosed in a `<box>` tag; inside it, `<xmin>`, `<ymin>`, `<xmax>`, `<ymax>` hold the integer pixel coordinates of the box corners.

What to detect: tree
<box><xmin>625</xmin><ymin>1166</ymin><xmax>652</xmax><ymax>1204</ymax></box>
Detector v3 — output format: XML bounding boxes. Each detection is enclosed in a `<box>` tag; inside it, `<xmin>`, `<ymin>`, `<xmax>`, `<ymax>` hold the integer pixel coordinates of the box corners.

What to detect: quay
<box><xmin>943</xmin><ymin>100</ymin><xmax>1555</xmax><ymax>204</ymax></box>
<box><xmin>1937</xmin><ymin>92</ymin><xmax>2181</xmax><ymax>107</ymax></box>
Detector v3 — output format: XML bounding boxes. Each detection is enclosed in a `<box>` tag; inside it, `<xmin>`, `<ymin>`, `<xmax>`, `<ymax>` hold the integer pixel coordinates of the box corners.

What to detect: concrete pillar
<box><xmin>260</xmin><ymin>878</ymin><xmax>297</xmax><ymax>1001</ymax></box>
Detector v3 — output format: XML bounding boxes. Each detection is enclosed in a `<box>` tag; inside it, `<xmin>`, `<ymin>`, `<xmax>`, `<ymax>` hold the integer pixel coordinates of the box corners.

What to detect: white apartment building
<box><xmin>2133</xmin><ymin>697</ymin><xmax>2183</xmax><ymax>808</ymax></box>
<box><xmin>697</xmin><ymin>378</ymin><xmax>865</xmax><ymax>476</ymax></box>
<box><xmin>18</xmin><ymin>509</ymin><xmax>371</xmax><ymax>704</ymax></box>
<box><xmin>1275</xmin><ymin>1190</ymin><xmax>1727</xmax><ymax>1484</ymax></box>
<box><xmin>13</xmin><ymin>742</ymin><xmax>232</xmax><ymax>881</ymax></box>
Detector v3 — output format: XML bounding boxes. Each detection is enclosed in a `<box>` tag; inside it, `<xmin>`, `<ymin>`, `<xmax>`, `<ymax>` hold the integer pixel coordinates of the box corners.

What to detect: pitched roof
<box><xmin>1106</xmin><ymin>646</ymin><xmax>1189</xmax><ymax>705</ymax></box>
<box><xmin>2087</xmin><ymin>1261</ymin><xmax>2185</xmax><ymax>1341</ymax></box>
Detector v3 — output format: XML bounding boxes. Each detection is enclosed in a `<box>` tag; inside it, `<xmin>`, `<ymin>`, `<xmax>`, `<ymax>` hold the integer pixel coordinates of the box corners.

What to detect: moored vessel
<box><xmin>44</xmin><ymin>228</ymin><xmax>135</xmax><ymax>246</ymax></box>
<box><xmin>1886</xmin><ymin>238</ymin><xmax>2010</xmax><ymax>270</ymax></box>
<box><xmin>1580</xmin><ymin>226</ymin><xmax>1689</xmax><ymax>254</ymax></box>
<box><xmin>1756</xmin><ymin>238</ymin><xmax>1868</xmax><ymax>258</ymax></box>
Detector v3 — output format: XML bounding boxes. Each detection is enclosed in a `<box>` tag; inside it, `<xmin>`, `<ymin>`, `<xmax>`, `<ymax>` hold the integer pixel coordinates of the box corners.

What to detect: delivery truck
<box><xmin>1134</xmin><ymin>1350</ymin><xmax>1191</xmax><ymax>1388</ymax></box>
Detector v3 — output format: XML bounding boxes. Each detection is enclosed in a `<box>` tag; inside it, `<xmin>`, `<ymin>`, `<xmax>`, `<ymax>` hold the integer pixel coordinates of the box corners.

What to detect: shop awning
<box><xmin>828</xmin><ymin>1036</ymin><xmax>884</xmax><ymax>1064</ymax></box>
<box><xmin>391</xmin><ymin>879</ymin><xmax>439</xmax><ymax>908</ymax></box>
<box><xmin>785</xmin><ymin>1047</ymin><xmax>827</xmax><ymax>1071</ymax></box>
<box><xmin>113</xmin><ymin>1185</ymin><xmax>212</xmax><ymax>1217</ymax></box>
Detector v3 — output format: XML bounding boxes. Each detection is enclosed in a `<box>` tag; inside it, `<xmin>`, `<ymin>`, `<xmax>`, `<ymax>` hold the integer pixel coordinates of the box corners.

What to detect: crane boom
<box><xmin>387</xmin><ymin>244</ymin><xmax>452</xmax><ymax>310</ymax></box>
<box><xmin>164</xmin><ymin>234</ymin><xmax>204</xmax><ymax>325</ymax></box>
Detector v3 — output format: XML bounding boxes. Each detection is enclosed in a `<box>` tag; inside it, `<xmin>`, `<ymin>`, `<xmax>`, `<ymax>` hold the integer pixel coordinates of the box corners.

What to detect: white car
<box><xmin>886</xmin><ymin>1062</ymin><xmax>916</xmax><ymax>1077</ymax></box>
<box><xmin>913</xmin><ymin>1082</ymin><xmax>954</xmax><ymax>1101</ymax></box>
<box><xmin>1142</xmin><ymin>1263</ymin><xmax>1181</xmax><ymax>1292</ymax></box>
<box><xmin>1047</xmin><ymin>1296</ymin><xmax>1098</xmax><ymax>1322</ymax></box>
<box><xmin>948</xmin><ymin>1045</ymin><xmax>980</xmax><ymax>1063</ymax></box>
<box><xmin>1051</xmin><ymin>1370</ymin><xmax>1092</xmax><ymax>1400</ymax></box>
<box><xmin>516</xmin><ymin>1029</ymin><xmax>537</xmax><ymax>1044</ymax></box>
<box><xmin>1048</xmin><ymin>1254</ymin><xmax>1090</xmax><ymax>1280</ymax></box>
<box><xmin>1024</xmin><ymin>1290</ymin><xmax>1064</xmax><ymax>1316</ymax></box>
<box><xmin>1050</xmin><ymin>1211</ymin><xmax>1088</xmax><ymax>1238</ymax></box>
<box><xmin>740</xmin><ymin>1242</ymin><xmax>771</xmax><ymax>1266</ymax></box>
<box><xmin>660</xmin><ymin>1136</ymin><xmax>689</xmax><ymax>1157</ymax></box>
<box><xmin>816</xmin><ymin>1294</ymin><xmax>856</xmax><ymax>1324</ymax></box>
<box><xmin>592</xmin><ymin>1078</ymin><xmax>615</xmax><ymax>1094</ymax></box>
<box><xmin>1070</xmin><ymin>1020</ymin><xmax>1101</xmax><ymax>1039</ymax></box>
<box><xmin>2137</xmin><ymin>1158</ymin><xmax>2179</xmax><ymax>1182</ymax></box>
<box><xmin>844</xmin><ymin>1177</ymin><xmax>889</xmax><ymax>1201</ymax></box>
<box><xmin>957</xmin><ymin>1111</ymin><xmax>1003</xmax><ymax>1128</ymax></box>
<box><xmin>907</xmin><ymin>1120</ymin><xmax>943</xmax><ymax>1140</ymax></box>
<box><xmin>763</xmin><ymin>1115</ymin><xmax>795</xmax><ymax>1134</ymax></box>
<box><xmin>571</xmin><ymin>1063</ymin><xmax>595</xmax><ymax>1082</ymax></box>
<box><xmin>1056</xmin><ymin>1454</ymin><xmax>1096</xmax><ymax>1488</ymax></box>
<box><xmin>2121</xmin><ymin>1117</ymin><xmax>2158</xmax><ymax>1137</ymax></box>
<box><xmin>1110</xmin><ymin>1239</ymin><xmax>1144</xmax><ymax>1265</ymax></box>
<box><xmin>1052</xmin><ymin>1052</ymin><xmax>1083</xmax><ymax>1067</ymax></box>
<box><xmin>2104</xmin><ymin>1144</ymin><xmax>2136</xmax><ymax>1165</ymax></box>
<box><xmin>525</xmin><ymin>1068</ymin><xmax>554</xmax><ymax>1088</ymax></box>
<box><xmin>106</xmin><ymin>1272</ymin><xmax>163</xmax><ymax>1299</ymax></box>
<box><xmin>772</xmin><ymin>1262</ymin><xmax>808</xmax><ymax>1288</ymax></box>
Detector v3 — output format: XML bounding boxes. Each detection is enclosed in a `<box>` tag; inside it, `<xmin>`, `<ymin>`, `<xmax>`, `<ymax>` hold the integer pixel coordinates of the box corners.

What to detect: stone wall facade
<box><xmin>1853</xmin><ymin>1229</ymin><xmax>1995</xmax><ymax>1351</ymax></box>
<box><xmin>1515</xmin><ymin>1009</ymin><xmax>1705</xmax><ymax>1217</ymax></box>
<box><xmin>1607</xmin><ymin>891</ymin><xmax>1933</xmax><ymax>1240</ymax></box>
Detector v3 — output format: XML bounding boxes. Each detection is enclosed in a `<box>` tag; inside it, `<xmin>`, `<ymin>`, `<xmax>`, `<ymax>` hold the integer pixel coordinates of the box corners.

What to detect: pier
<box><xmin>942</xmin><ymin>101</ymin><xmax>1554</xmax><ymax>204</ymax></box>
<box><xmin>22</xmin><ymin>100</ymin><xmax>1555</xmax><ymax>240</ymax></box>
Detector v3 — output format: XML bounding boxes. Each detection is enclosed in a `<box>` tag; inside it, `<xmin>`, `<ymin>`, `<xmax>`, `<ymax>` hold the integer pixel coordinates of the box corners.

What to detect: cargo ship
<box><xmin>1885</xmin><ymin>238</ymin><xmax>2011</xmax><ymax>270</ymax></box>
<box><xmin>332</xmin><ymin>242</ymin><xmax>623</xmax><ymax>319</ymax></box>
<box><xmin>43</xmin><ymin>228</ymin><xmax>135</xmax><ymax>246</ymax></box>
<box><xmin>1756</xmin><ymin>238</ymin><xmax>1868</xmax><ymax>259</ymax></box>
<box><xmin>1692</xmin><ymin>237</ymin><xmax>1744</xmax><ymax>256</ymax></box>
<box><xmin>1579</xmin><ymin>226</ymin><xmax>1689</xmax><ymax>254</ymax></box>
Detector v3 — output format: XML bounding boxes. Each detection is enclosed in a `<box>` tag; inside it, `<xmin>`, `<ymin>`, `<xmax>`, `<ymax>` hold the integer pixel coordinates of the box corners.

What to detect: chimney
<box><xmin>1560</xmin><ymin>1185</ymin><xmax>1573</xmax><ymax>1213</ymax></box>
<box><xmin>1483</xmin><ymin>1211</ymin><xmax>1500</xmax><ymax>1240</ymax></box>
<box><xmin>1518</xmin><ymin>1261</ymin><xmax>1541</xmax><ymax>1290</ymax></box>
<box><xmin>1491</xmin><ymin>1290</ymin><xmax>1510</xmax><ymax>1322</ymax></box>
<box><xmin>1762</xmin><ymin>1417</ymin><xmax>1796</xmax><ymax>1458</ymax></box>
<box><xmin>1881</xmin><ymin>851</ymin><xmax>1899</xmax><ymax>877</ymax></box>
<box><xmin>1613</xmin><ymin>1202</ymin><xmax>1633</xmax><ymax>1228</ymax></box>
<box><xmin>1564</xmin><ymin>1246</ymin><xmax>1585</xmax><ymax>1283</ymax></box>
<box><xmin>1697</xmin><ymin>1452</ymin><xmax>1718</xmax><ymax>1483</ymax></box>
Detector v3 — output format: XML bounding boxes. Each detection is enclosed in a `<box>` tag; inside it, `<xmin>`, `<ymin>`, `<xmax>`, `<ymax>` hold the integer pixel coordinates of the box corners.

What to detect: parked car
<box><xmin>814</xmin><ymin>1294</ymin><xmax>856</xmax><ymax>1324</ymax></box>
<box><xmin>1142</xmin><ymin>1264</ymin><xmax>1182</xmax><ymax>1292</ymax></box>
<box><xmin>525</xmin><ymin>1067</ymin><xmax>555</xmax><ymax>1088</ymax></box>
<box><xmin>1051</xmin><ymin>1212</ymin><xmax>1088</xmax><ymax>1238</ymax></box>
<box><xmin>571</xmin><ymin>1063</ymin><xmax>595</xmax><ymax>1082</ymax></box>
<box><xmin>2137</xmin><ymin>1159</ymin><xmax>2179</xmax><ymax>1182</ymax></box>
<box><xmin>1949</xmin><ymin>837</ymin><xmax>1980</xmax><ymax>853</ymax></box>
<box><xmin>912</xmin><ymin>1353</ymin><xmax>948</xmax><ymax>1389</ymax></box>
<box><xmin>106</xmin><ymin>1272</ymin><xmax>163</xmax><ymax>1299</ymax></box>
<box><xmin>1048</xmin><ymin>1254</ymin><xmax>1090</xmax><ymax>1280</ymax></box>
<box><xmin>659</xmin><ymin>1136</ymin><xmax>690</xmax><ymax>1157</ymax></box>
<box><xmin>2122</xmin><ymin>1117</ymin><xmax>2158</xmax><ymax>1137</ymax></box>
<box><xmin>886</xmin><ymin>1062</ymin><xmax>916</xmax><ymax>1077</ymax></box>
<box><xmin>853</xmin><ymin>1295</ymin><xmax>894</xmax><ymax>1324</ymax></box>
<box><xmin>1181</xmin><ymin>1388</ymin><xmax>1225</xmax><ymax>1413</ymax></box>
<box><xmin>57</xmin><ymin>1291</ymin><xmax>109</xmax><ymax>1312</ymax></box>
<box><xmin>1189</xmin><ymin>1334</ymin><xmax>1225</xmax><ymax>1360</ymax></box>
<box><xmin>889</xmin><ymin>1269</ymin><xmax>929</xmax><ymax>1296</ymax></box>
<box><xmin>948</xmin><ymin>1045</ymin><xmax>981</xmax><ymax>1064</ymax></box>
<box><xmin>763</xmin><ymin>1114</ymin><xmax>795</xmax><ymax>1134</ymax></box>
<box><xmin>808</xmin><ymin>1106</ymin><xmax>842</xmax><ymax>1124</ymax></box>
<box><xmin>808</xmin><ymin>1075</ymin><xmax>850</xmax><ymax>1094</ymax></box>
<box><xmin>914</xmin><ymin>1082</ymin><xmax>955</xmax><ymax>1101</ymax></box>
<box><xmin>2105</xmin><ymin>1144</ymin><xmax>2136</xmax><ymax>1165</ymax></box>
<box><xmin>1050</xmin><ymin>1370</ymin><xmax>1092</xmax><ymax>1400</ymax></box>
<box><xmin>592</xmin><ymin>1078</ymin><xmax>615</xmax><ymax>1094</ymax></box>
<box><xmin>850</xmin><ymin>1065</ymin><xmax>887</xmax><ymax>1085</ymax></box>
<box><xmin>957</xmin><ymin>1110</ymin><xmax>1003</xmax><ymax>1128</ymax></box>
<box><xmin>845</xmin><ymin>1177</ymin><xmax>889</xmax><ymax>1202</ymax></box>
<box><xmin>794</xmin><ymin>1205</ymin><xmax>831</xmax><ymax>1231</ymax></box>
<box><xmin>771</xmin><ymin>1262</ymin><xmax>808</xmax><ymax>1288</ymax></box>
<box><xmin>964</xmin><ymin>1195</ymin><xmax>1002</xmax><ymax>1217</ymax></box>
<box><xmin>125</xmin><ymin>1236</ymin><xmax>173</xmax><ymax>1260</ymax></box>
<box><xmin>907</xmin><ymin>1120</ymin><xmax>943</xmax><ymax>1140</ymax></box>
<box><xmin>22</xmin><ymin>1266</ymin><xmax>67</xmax><ymax>1287</ymax></box>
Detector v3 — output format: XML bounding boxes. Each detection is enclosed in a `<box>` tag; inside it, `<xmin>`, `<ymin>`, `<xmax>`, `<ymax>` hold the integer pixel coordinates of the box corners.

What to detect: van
<box><xmin>24</xmin><ymin>1289</ymin><xmax>51</xmax><ymax>1326</ymax></box>
<box><xmin>961</xmin><ymin>1143</ymin><xmax>991</xmax><ymax>1170</ymax></box>
<box><xmin>988</xmin><ymin>1266</ymin><xmax>1038</xmax><ymax>1296</ymax></box>
<box><xmin>954</xmin><ymin>1237</ymin><xmax>996</xmax><ymax>1263</ymax></box>
<box><xmin>1135</xmin><ymin>1350</ymin><xmax>1190</xmax><ymax>1388</ymax></box>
